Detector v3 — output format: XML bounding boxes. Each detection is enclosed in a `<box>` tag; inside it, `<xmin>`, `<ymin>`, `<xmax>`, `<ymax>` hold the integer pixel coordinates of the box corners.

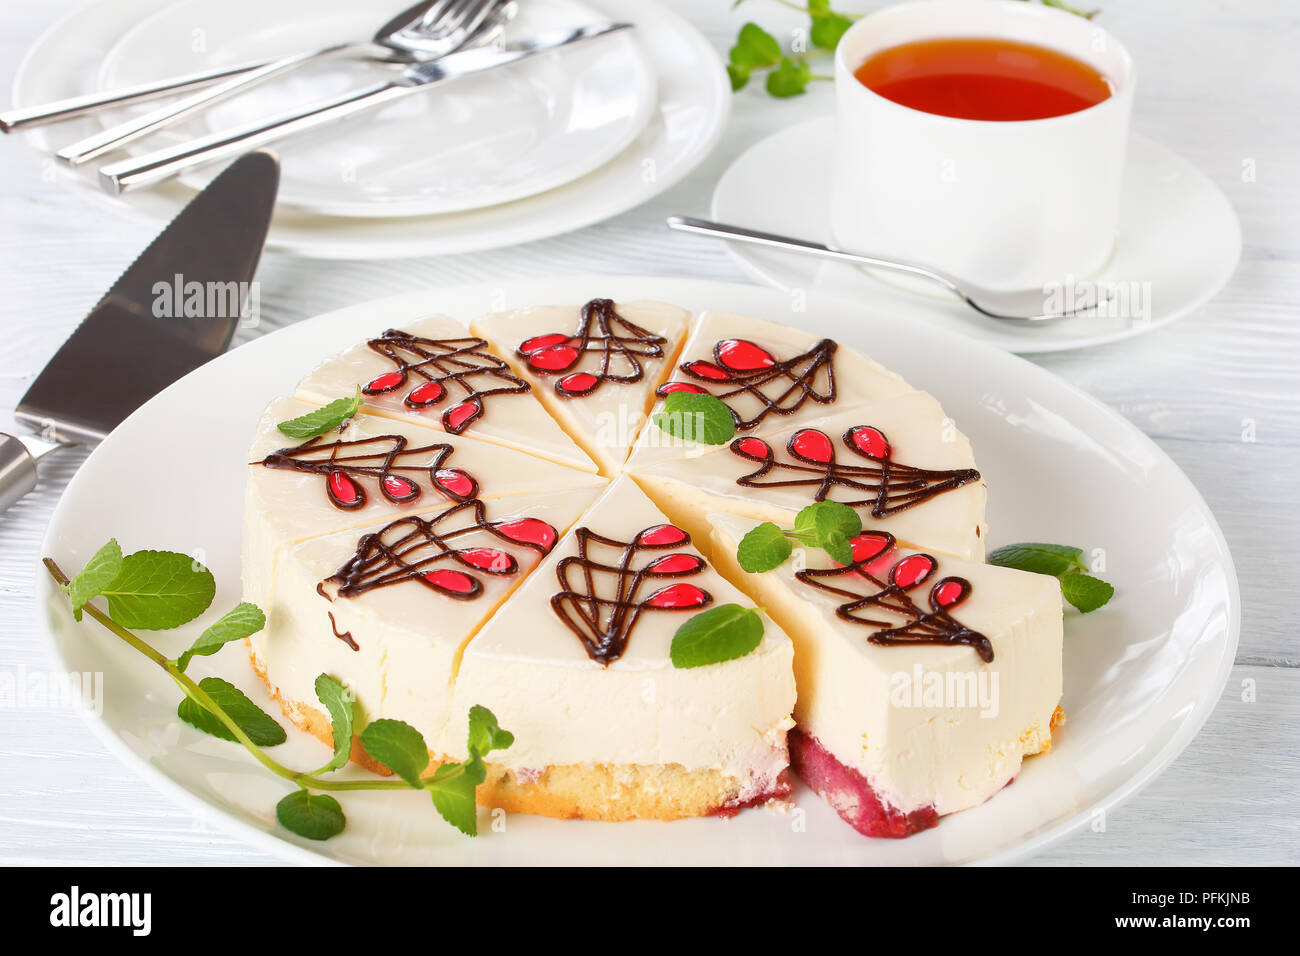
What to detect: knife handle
<box><xmin>0</xmin><ymin>434</ymin><xmax>38</xmax><ymax>514</ymax></box>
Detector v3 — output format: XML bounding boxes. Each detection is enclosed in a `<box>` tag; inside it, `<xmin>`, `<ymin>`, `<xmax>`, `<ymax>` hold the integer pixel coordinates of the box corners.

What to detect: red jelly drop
<box><xmin>639</xmin><ymin>524</ymin><xmax>687</xmax><ymax>546</ymax></box>
<box><xmin>519</xmin><ymin>333</ymin><xmax>571</xmax><ymax>354</ymax></box>
<box><xmin>423</xmin><ymin>569</ymin><xmax>478</xmax><ymax>595</ymax></box>
<box><xmin>444</xmin><ymin>400</ymin><xmax>480</xmax><ymax>433</ymax></box>
<box><xmin>891</xmin><ymin>554</ymin><xmax>937</xmax><ymax>589</ymax></box>
<box><xmin>406</xmin><ymin>380</ymin><xmax>444</xmax><ymax>407</ymax></box>
<box><xmin>850</xmin><ymin>532</ymin><xmax>893</xmax><ymax>564</ymax></box>
<box><xmin>495</xmin><ymin>518</ymin><xmax>557</xmax><ymax>550</ymax></box>
<box><xmin>717</xmin><ymin>339</ymin><xmax>776</xmax><ymax>371</ymax></box>
<box><xmin>932</xmin><ymin>578</ymin><xmax>968</xmax><ymax>608</ymax></box>
<box><xmin>849</xmin><ymin>426</ymin><xmax>890</xmax><ymax>460</ymax></box>
<box><xmin>381</xmin><ymin>474</ymin><xmax>417</xmax><ymax>501</ymax></box>
<box><xmin>657</xmin><ymin>381</ymin><xmax>707</xmax><ymax>396</ymax></box>
<box><xmin>683</xmin><ymin>360</ymin><xmax>731</xmax><ymax>382</ymax></box>
<box><xmin>458</xmin><ymin>548</ymin><xmax>515</xmax><ymax>573</ymax></box>
<box><xmin>791</xmin><ymin>429</ymin><xmax>834</xmax><ymax>463</ymax></box>
<box><xmin>327</xmin><ymin>471</ymin><xmax>362</xmax><ymax>507</ymax></box>
<box><xmin>433</xmin><ymin>468</ymin><xmax>477</xmax><ymax>499</ymax></box>
<box><xmin>527</xmin><ymin>345</ymin><xmax>580</xmax><ymax>372</ymax></box>
<box><xmin>364</xmin><ymin>371</ymin><xmax>403</xmax><ymax>393</ymax></box>
<box><xmin>733</xmin><ymin>437</ymin><xmax>771</xmax><ymax>459</ymax></box>
<box><xmin>644</xmin><ymin>583</ymin><xmax>709</xmax><ymax>609</ymax></box>
<box><xmin>557</xmin><ymin>372</ymin><xmax>599</xmax><ymax>394</ymax></box>
<box><xmin>647</xmin><ymin>553</ymin><xmax>703</xmax><ymax>574</ymax></box>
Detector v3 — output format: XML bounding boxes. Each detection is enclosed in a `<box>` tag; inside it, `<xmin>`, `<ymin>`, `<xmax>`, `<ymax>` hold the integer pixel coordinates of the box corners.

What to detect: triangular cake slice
<box><xmin>470</xmin><ymin>299</ymin><xmax>690</xmax><ymax>474</ymax></box>
<box><xmin>443</xmin><ymin>477</ymin><xmax>797</xmax><ymax>821</ymax></box>
<box><xmin>294</xmin><ymin>315</ymin><xmax>596</xmax><ymax>472</ymax></box>
<box><xmin>626</xmin><ymin>309</ymin><xmax>915</xmax><ymax>469</ymax></box>
<box><xmin>709</xmin><ymin>513</ymin><xmax>1063</xmax><ymax>838</ymax></box>
<box><xmin>631</xmin><ymin>391</ymin><xmax>987</xmax><ymax>562</ymax></box>
<box><xmin>251</xmin><ymin>487</ymin><xmax>603</xmax><ymax>771</ymax></box>
<box><xmin>242</xmin><ymin>397</ymin><xmax>607</xmax><ymax>610</ymax></box>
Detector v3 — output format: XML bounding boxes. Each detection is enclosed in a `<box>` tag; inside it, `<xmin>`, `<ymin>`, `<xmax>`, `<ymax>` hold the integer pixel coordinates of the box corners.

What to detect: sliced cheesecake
<box><xmin>294</xmin><ymin>315</ymin><xmax>596</xmax><ymax>472</ymax></box>
<box><xmin>709</xmin><ymin>513</ymin><xmax>1063</xmax><ymax>838</ymax></box>
<box><xmin>631</xmin><ymin>391</ymin><xmax>987</xmax><ymax>562</ymax></box>
<box><xmin>471</xmin><ymin>299</ymin><xmax>690</xmax><ymax>474</ymax></box>
<box><xmin>444</xmin><ymin>477</ymin><xmax>797</xmax><ymax>821</ymax></box>
<box><xmin>625</xmin><ymin>309</ymin><xmax>914</xmax><ymax>470</ymax></box>
<box><xmin>251</xmin><ymin>487</ymin><xmax>604</xmax><ymax>770</ymax></box>
<box><xmin>243</xmin><ymin>397</ymin><xmax>607</xmax><ymax>610</ymax></box>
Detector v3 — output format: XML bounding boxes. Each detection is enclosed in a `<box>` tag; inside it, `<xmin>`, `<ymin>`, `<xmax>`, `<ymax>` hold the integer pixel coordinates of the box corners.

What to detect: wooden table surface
<box><xmin>1</xmin><ymin>0</ymin><xmax>1296</xmax><ymax>866</ymax></box>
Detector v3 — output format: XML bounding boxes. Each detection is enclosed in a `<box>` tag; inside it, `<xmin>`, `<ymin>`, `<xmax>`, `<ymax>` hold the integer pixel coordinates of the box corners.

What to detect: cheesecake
<box><xmin>444</xmin><ymin>477</ymin><xmax>797</xmax><ymax>821</ymax></box>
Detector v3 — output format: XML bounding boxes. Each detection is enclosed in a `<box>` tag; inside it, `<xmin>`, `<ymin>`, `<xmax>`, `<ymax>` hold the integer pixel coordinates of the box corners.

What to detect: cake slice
<box><xmin>631</xmin><ymin>391</ymin><xmax>987</xmax><ymax>562</ymax></box>
<box><xmin>294</xmin><ymin>316</ymin><xmax>596</xmax><ymax>472</ymax></box>
<box><xmin>242</xmin><ymin>397</ymin><xmax>607</xmax><ymax>610</ymax></box>
<box><xmin>470</xmin><ymin>299</ymin><xmax>690</xmax><ymax>474</ymax></box>
<box><xmin>251</xmin><ymin>487</ymin><xmax>603</xmax><ymax>769</ymax></box>
<box><xmin>709</xmin><ymin>513</ymin><xmax>1063</xmax><ymax>838</ymax></box>
<box><xmin>625</xmin><ymin>309</ymin><xmax>915</xmax><ymax>469</ymax></box>
<box><xmin>443</xmin><ymin>477</ymin><xmax>797</xmax><ymax>821</ymax></box>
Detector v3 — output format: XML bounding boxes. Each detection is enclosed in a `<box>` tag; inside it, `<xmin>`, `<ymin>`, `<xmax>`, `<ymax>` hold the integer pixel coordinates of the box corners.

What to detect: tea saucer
<box><xmin>709</xmin><ymin>118</ymin><xmax>1241</xmax><ymax>353</ymax></box>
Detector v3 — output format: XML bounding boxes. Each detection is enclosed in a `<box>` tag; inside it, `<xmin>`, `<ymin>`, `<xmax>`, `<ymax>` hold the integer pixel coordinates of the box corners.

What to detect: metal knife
<box><xmin>0</xmin><ymin>150</ymin><xmax>280</xmax><ymax>514</ymax></box>
<box><xmin>98</xmin><ymin>21</ymin><xmax>633</xmax><ymax>194</ymax></box>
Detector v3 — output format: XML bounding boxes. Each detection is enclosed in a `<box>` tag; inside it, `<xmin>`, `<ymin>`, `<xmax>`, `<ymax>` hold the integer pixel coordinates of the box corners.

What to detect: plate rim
<box><xmin>35</xmin><ymin>275</ymin><xmax>1242</xmax><ymax>865</ymax></box>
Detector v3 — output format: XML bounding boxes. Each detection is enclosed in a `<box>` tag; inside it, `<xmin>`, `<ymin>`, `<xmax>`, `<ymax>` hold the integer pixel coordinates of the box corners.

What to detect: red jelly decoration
<box><xmin>932</xmin><ymin>578</ymin><xmax>968</xmax><ymax>608</ymax></box>
<box><xmin>850</xmin><ymin>532</ymin><xmax>893</xmax><ymax>564</ymax></box>
<box><xmin>790</xmin><ymin>429</ymin><xmax>834</xmax><ymax>463</ymax></box>
<box><xmin>682</xmin><ymin>360</ymin><xmax>731</xmax><ymax>381</ymax></box>
<box><xmin>717</xmin><ymin>339</ymin><xmax>776</xmax><ymax>371</ymax></box>
<box><xmin>433</xmin><ymin>468</ymin><xmax>477</xmax><ymax>500</ymax></box>
<box><xmin>557</xmin><ymin>372</ymin><xmax>599</xmax><ymax>394</ymax></box>
<box><xmin>849</xmin><ymin>425</ymin><xmax>890</xmax><ymax>460</ymax></box>
<box><xmin>639</xmin><ymin>523</ymin><xmax>688</xmax><ymax>547</ymax></box>
<box><xmin>364</xmin><ymin>371</ymin><xmax>403</xmax><ymax>393</ymax></box>
<box><xmin>527</xmin><ymin>345</ymin><xmax>580</xmax><ymax>372</ymax></box>
<box><xmin>458</xmin><ymin>548</ymin><xmax>516</xmax><ymax>573</ymax></box>
<box><xmin>495</xmin><ymin>518</ymin><xmax>558</xmax><ymax>551</ymax></box>
<box><xmin>381</xmin><ymin>474</ymin><xmax>417</xmax><ymax>501</ymax></box>
<box><xmin>733</xmin><ymin>437</ymin><xmax>771</xmax><ymax>459</ymax></box>
<box><xmin>644</xmin><ymin>583</ymin><xmax>709</xmax><ymax>608</ymax></box>
<box><xmin>647</xmin><ymin>553</ymin><xmax>703</xmax><ymax>574</ymax></box>
<box><xmin>405</xmin><ymin>380</ymin><xmax>445</xmax><ymax>407</ymax></box>
<box><xmin>657</xmin><ymin>381</ymin><xmax>707</xmax><ymax>396</ymax></box>
<box><xmin>891</xmin><ymin>554</ymin><xmax>937</xmax><ymax>590</ymax></box>
<box><xmin>443</xmin><ymin>399</ymin><xmax>480</xmax><ymax>433</ymax></box>
<box><xmin>327</xmin><ymin>471</ymin><xmax>363</xmax><ymax>508</ymax></box>
<box><xmin>423</xmin><ymin>569</ymin><xmax>478</xmax><ymax>596</ymax></box>
<box><xmin>519</xmin><ymin>333</ymin><xmax>571</xmax><ymax>354</ymax></box>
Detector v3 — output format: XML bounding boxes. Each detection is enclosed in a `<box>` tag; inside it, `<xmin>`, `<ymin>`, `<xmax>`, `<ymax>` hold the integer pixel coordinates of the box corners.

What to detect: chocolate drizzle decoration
<box><xmin>259</xmin><ymin>433</ymin><xmax>480</xmax><ymax>511</ymax></box>
<box><xmin>796</xmin><ymin>531</ymin><xmax>993</xmax><ymax>662</ymax></box>
<box><xmin>551</xmin><ymin>523</ymin><xmax>713</xmax><ymax>665</ymax></box>
<box><xmin>323</xmin><ymin>500</ymin><xmax>558</xmax><ymax>602</ymax></box>
<box><xmin>730</xmin><ymin>426</ymin><xmax>980</xmax><ymax>517</ymax></box>
<box><xmin>361</xmin><ymin>330</ymin><xmax>530</xmax><ymax>434</ymax></box>
<box><xmin>657</xmin><ymin>338</ymin><xmax>837</xmax><ymax>432</ymax></box>
<box><xmin>517</xmin><ymin>298</ymin><xmax>668</xmax><ymax>398</ymax></box>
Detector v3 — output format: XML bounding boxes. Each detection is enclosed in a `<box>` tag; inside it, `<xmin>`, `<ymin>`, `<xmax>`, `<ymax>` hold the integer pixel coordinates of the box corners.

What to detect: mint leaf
<box><xmin>277</xmin><ymin>387</ymin><xmax>362</xmax><ymax>440</ymax></box>
<box><xmin>63</xmin><ymin>539</ymin><xmax>123</xmax><ymax>622</ymax></box>
<box><xmin>737</xmin><ymin>522</ymin><xmax>793</xmax><ymax>573</ymax></box>
<box><xmin>1061</xmin><ymin>573</ymin><xmax>1115</xmax><ymax>613</ymax></box>
<box><xmin>102</xmin><ymin>550</ymin><xmax>215</xmax><ymax>629</ymax></box>
<box><xmin>360</xmin><ymin>718</ymin><xmax>429</xmax><ymax>787</ymax></box>
<box><xmin>810</xmin><ymin>12</ymin><xmax>852</xmax><ymax>50</ymax></box>
<box><xmin>276</xmin><ymin>790</ymin><xmax>345</xmax><ymax>841</ymax></box>
<box><xmin>177</xmin><ymin>676</ymin><xmax>286</xmax><ymax>746</ymax></box>
<box><xmin>727</xmin><ymin>62</ymin><xmax>751</xmax><ymax>91</ymax></box>
<box><xmin>766</xmin><ymin>57</ymin><xmax>813</xmax><ymax>98</ymax></box>
<box><xmin>466</xmin><ymin>704</ymin><xmax>513</xmax><ymax>760</ymax></box>
<box><xmin>651</xmin><ymin>391</ymin><xmax>736</xmax><ymax>445</ymax></box>
<box><xmin>988</xmin><ymin>542</ymin><xmax>1086</xmax><ymax>577</ymax></box>
<box><xmin>671</xmin><ymin>604</ymin><xmax>765</xmax><ymax>669</ymax></box>
<box><xmin>176</xmin><ymin>602</ymin><xmax>265</xmax><ymax>672</ymax></box>
<box><xmin>426</xmin><ymin>764</ymin><xmax>479</xmax><ymax>836</ymax></box>
<box><xmin>794</xmin><ymin>501</ymin><xmax>861</xmax><ymax>561</ymax></box>
<box><xmin>730</xmin><ymin>22</ymin><xmax>781</xmax><ymax>70</ymax></box>
<box><xmin>314</xmin><ymin>674</ymin><xmax>357</xmax><ymax>774</ymax></box>
<box><xmin>821</xmin><ymin>530</ymin><xmax>854</xmax><ymax>566</ymax></box>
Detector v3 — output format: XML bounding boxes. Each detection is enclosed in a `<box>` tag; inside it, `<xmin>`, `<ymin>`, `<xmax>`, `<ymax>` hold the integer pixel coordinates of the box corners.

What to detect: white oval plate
<box><xmin>11</xmin><ymin>0</ymin><xmax>727</xmax><ymax>258</ymax></box>
<box><xmin>711</xmin><ymin>118</ymin><xmax>1242</xmax><ymax>354</ymax></box>
<box><xmin>36</xmin><ymin>277</ymin><xmax>1238</xmax><ymax>866</ymax></box>
<box><xmin>97</xmin><ymin>0</ymin><xmax>657</xmax><ymax>218</ymax></box>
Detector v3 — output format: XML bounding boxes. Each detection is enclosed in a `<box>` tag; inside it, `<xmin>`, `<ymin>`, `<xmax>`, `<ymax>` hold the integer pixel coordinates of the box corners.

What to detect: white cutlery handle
<box><xmin>56</xmin><ymin>43</ymin><xmax>355</xmax><ymax>167</ymax></box>
<box><xmin>97</xmin><ymin>80</ymin><xmax>410</xmax><ymax>194</ymax></box>
<box><xmin>0</xmin><ymin>434</ymin><xmax>38</xmax><ymax>515</ymax></box>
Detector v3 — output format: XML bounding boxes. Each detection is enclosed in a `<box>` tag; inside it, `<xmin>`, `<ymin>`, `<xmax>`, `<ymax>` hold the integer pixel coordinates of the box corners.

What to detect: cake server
<box><xmin>0</xmin><ymin>150</ymin><xmax>280</xmax><ymax>515</ymax></box>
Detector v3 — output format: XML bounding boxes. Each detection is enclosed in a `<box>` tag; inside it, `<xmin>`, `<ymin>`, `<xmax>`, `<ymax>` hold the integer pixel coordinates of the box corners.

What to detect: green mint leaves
<box><xmin>176</xmin><ymin>602</ymin><xmax>265</xmax><ymax>672</ymax></box>
<box><xmin>736</xmin><ymin>501</ymin><xmax>863</xmax><ymax>572</ymax></box>
<box><xmin>360</xmin><ymin>718</ymin><xmax>431</xmax><ymax>788</ymax></box>
<box><xmin>671</xmin><ymin>604</ymin><xmax>765</xmax><ymax>669</ymax></box>
<box><xmin>651</xmin><ymin>391</ymin><xmax>736</xmax><ymax>446</ymax></box>
<box><xmin>988</xmin><ymin>541</ymin><xmax>1115</xmax><ymax>613</ymax></box>
<box><xmin>62</xmin><ymin>539</ymin><xmax>123</xmax><ymax>622</ymax></box>
<box><xmin>276</xmin><ymin>387</ymin><xmax>362</xmax><ymax>439</ymax></box>
<box><xmin>177</xmin><ymin>676</ymin><xmax>286</xmax><ymax>746</ymax></box>
<box><xmin>61</xmin><ymin>539</ymin><xmax>218</xmax><ymax>630</ymax></box>
<box><xmin>275</xmin><ymin>790</ymin><xmax>346</xmax><ymax>842</ymax></box>
<box><xmin>313</xmin><ymin>674</ymin><xmax>357</xmax><ymax>775</ymax></box>
<box><xmin>728</xmin><ymin>22</ymin><xmax>781</xmax><ymax>91</ymax></box>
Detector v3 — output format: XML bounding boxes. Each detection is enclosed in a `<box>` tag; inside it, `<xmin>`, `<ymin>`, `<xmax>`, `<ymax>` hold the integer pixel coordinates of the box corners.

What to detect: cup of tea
<box><xmin>830</xmin><ymin>0</ymin><xmax>1135</xmax><ymax>292</ymax></box>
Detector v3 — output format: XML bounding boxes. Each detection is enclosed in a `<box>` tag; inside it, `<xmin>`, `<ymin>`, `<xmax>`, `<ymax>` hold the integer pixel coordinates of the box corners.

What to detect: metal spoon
<box><xmin>666</xmin><ymin>216</ymin><xmax>1112</xmax><ymax>323</ymax></box>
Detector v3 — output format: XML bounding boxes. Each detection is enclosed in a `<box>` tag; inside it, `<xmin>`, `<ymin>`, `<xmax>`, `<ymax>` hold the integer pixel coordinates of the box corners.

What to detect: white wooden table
<box><xmin>1</xmin><ymin>0</ymin><xmax>1296</xmax><ymax>866</ymax></box>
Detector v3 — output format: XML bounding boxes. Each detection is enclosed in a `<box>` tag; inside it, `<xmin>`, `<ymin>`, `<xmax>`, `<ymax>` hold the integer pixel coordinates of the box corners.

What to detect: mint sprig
<box><xmin>671</xmin><ymin>604</ymin><xmax>765</xmax><ymax>669</ymax></box>
<box><xmin>988</xmin><ymin>541</ymin><xmax>1115</xmax><ymax>613</ymax></box>
<box><xmin>178</xmin><ymin>676</ymin><xmax>286</xmax><ymax>746</ymax></box>
<box><xmin>276</xmin><ymin>387</ymin><xmax>363</xmax><ymax>439</ymax></box>
<box><xmin>651</xmin><ymin>391</ymin><xmax>736</xmax><ymax>445</ymax></box>
<box><xmin>176</xmin><ymin>602</ymin><xmax>265</xmax><ymax>672</ymax></box>
<box><xmin>735</xmin><ymin>501</ymin><xmax>863</xmax><ymax>573</ymax></box>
